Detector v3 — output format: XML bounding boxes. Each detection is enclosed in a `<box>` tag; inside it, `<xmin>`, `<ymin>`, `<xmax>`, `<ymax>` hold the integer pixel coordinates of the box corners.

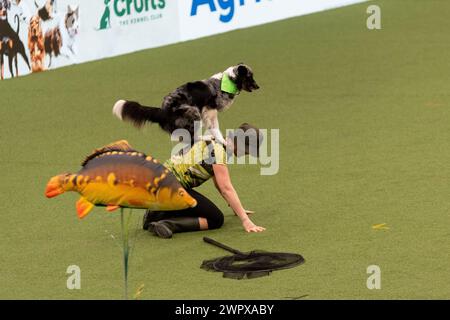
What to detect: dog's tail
<box><xmin>113</xmin><ymin>100</ymin><xmax>166</xmax><ymax>129</ymax></box>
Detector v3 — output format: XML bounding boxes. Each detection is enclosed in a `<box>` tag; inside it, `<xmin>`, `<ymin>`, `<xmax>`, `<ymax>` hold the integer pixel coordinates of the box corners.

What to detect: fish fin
<box><xmin>81</xmin><ymin>140</ymin><xmax>138</xmax><ymax>166</ymax></box>
<box><xmin>76</xmin><ymin>197</ymin><xmax>94</xmax><ymax>219</ymax></box>
<box><xmin>106</xmin><ymin>205</ymin><xmax>120</xmax><ymax>212</ymax></box>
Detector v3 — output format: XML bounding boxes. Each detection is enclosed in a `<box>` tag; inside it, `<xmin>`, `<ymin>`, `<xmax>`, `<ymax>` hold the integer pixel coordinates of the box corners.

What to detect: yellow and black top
<box><xmin>164</xmin><ymin>140</ymin><xmax>227</xmax><ymax>189</ymax></box>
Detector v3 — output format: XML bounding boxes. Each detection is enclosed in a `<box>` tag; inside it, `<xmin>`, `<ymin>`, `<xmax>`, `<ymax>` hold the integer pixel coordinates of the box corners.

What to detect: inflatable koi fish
<box><xmin>45</xmin><ymin>140</ymin><xmax>197</xmax><ymax>218</ymax></box>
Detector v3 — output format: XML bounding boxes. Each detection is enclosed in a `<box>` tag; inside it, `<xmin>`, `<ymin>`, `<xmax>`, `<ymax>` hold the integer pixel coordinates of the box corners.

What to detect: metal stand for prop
<box><xmin>120</xmin><ymin>208</ymin><xmax>132</xmax><ymax>300</ymax></box>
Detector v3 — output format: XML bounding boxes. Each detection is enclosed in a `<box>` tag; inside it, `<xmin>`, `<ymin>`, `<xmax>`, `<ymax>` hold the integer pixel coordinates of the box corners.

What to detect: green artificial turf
<box><xmin>1</xmin><ymin>0</ymin><xmax>449</xmax><ymax>299</ymax></box>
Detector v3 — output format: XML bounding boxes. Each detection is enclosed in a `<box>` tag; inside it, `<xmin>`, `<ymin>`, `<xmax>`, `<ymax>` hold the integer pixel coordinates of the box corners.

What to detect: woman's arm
<box><xmin>212</xmin><ymin>164</ymin><xmax>265</xmax><ymax>233</ymax></box>
<box><xmin>213</xmin><ymin>178</ymin><xmax>254</xmax><ymax>215</ymax></box>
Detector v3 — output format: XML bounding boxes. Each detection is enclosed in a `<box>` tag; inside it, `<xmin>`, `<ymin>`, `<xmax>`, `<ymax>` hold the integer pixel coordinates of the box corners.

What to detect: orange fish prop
<box><xmin>45</xmin><ymin>140</ymin><xmax>197</xmax><ymax>218</ymax></box>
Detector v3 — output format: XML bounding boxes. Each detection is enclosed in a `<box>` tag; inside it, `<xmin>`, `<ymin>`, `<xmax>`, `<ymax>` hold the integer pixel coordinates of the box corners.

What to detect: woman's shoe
<box><xmin>148</xmin><ymin>217</ymin><xmax>201</xmax><ymax>239</ymax></box>
<box><xmin>142</xmin><ymin>210</ymin><xmax>168</xmax><ymax>230</ymax></box>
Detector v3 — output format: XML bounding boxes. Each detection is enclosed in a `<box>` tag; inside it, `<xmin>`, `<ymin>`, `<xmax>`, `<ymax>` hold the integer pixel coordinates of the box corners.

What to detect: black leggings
<box><xmin>154</xmin><ymin>189</ymin><xmax>224</xmax><ymax>229</ymax></box>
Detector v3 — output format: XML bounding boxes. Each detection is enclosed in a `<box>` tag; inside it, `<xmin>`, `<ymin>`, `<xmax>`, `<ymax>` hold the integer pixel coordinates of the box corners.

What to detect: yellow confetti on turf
<box><xmin>134</xmin><ymin>284</ymin><xmax>145</xmax><ymax>300</ymax></box>
<box><xmin>372</xmin><ymin>223</ymin><xmax>389</xmax><ymax>230</ymax></box>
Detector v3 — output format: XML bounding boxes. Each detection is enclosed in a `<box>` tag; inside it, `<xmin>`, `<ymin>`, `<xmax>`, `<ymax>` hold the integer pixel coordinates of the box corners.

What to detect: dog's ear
<box><xmin>237</xmin><ymin>65</ymin><xmax>248</xmax><ymax>77</ymax></box>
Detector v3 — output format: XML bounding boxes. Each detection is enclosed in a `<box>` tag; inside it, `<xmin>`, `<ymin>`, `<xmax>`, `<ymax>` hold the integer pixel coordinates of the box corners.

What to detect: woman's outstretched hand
<box><xmin>243</xmin><ymin>219</ymin><xmax>266</xmax><ymax>233</ymax></box>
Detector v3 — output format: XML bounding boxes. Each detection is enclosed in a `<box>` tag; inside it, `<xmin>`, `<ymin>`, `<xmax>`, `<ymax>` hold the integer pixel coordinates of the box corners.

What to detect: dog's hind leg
<box><xmin>7</xmin><ymin>40</ymin><xmax>14</xmax><ymax>78</ymax></box>
<box><xmin>14</xmin><ymin>54</ymin><xmax>18</xmax><ymax>77</ymax></box>
<box><xmin>18</xmin><ymin>42</ymin><xmax>31</xmax><ymax>71</ymax></box>
<box><xmin>0</xmin><ymin>43</ymin><xmax>3</xmax><ymax>80</ymax></box>
<box><xmin>8</xmin><ymin>55</ymin><xmax>14</xmax><ymax>77</ymax></box>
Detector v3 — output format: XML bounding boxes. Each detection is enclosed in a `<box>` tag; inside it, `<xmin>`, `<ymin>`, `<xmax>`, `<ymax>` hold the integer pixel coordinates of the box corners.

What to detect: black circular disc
<box><xmin>210</xmin><ymin>251</ymin><xmax>305</xmax><ymax>274</ymax></box>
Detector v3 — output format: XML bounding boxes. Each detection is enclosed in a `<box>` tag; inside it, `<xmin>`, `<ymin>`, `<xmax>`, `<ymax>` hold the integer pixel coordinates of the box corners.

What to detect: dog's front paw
<box><xmin>199</xmin><ymin>135</ymin><xmax>215</xmax><ymax>141</ymax></box>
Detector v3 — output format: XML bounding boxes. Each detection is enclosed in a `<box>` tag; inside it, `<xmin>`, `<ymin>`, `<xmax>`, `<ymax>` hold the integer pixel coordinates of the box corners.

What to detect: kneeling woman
<box><xmin>143</xmin><ymin>123</ymin><xmax>266</xmax><ymax>238</ymax></box>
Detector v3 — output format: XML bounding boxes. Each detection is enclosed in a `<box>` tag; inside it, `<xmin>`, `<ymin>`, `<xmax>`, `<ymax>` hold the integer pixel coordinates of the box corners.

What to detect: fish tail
<box><xmin>45</xmin><ymin>173</ymin><xmax>78</xmax><ymax>198</ymax></box>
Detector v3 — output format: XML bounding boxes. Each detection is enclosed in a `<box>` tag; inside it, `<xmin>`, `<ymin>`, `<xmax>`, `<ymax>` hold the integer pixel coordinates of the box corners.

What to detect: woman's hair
<box><xmin>231</xmin><ymin>123</ymin><xmax>264</xmax><ymax>157</ymax></box>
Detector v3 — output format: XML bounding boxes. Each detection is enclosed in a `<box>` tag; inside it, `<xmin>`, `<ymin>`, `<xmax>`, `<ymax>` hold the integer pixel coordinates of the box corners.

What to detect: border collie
<box><xmin>112</xmin><ymin>64</ymin><xmax>259</xmax><ymax>145</ymax></box>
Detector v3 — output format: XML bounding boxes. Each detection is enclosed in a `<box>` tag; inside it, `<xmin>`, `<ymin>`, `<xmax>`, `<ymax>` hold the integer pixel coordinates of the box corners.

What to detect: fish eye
<box><xmin>178</xmin><ymin>190</ymin><xmax>185</xmax><ymax>197</ymax></box>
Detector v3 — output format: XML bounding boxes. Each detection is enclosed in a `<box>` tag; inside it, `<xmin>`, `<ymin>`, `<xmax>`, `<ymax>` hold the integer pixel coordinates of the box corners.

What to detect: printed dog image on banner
<box><xmin>0</xmin><ymin>0</ymin><xmax>80</xmax><ymax>79</ymax></box>
<box><xmin>0</xmin><ymin>0</ymin><xmax>30</xmax><ymax>79</ymax></box>
<box><xmin>28</xmin><ymin>15</ymin><xmax>44</xmax><ymax>71</ymax></box>
<box><xmin>36</xmin><ymin>0</ymin><xmax>56</xmax><ymax>21</ymax></box>
<box><xmin>43</xmin><ymin>4</ymin><xmax>79</xmax><ymax>67</ymax></box>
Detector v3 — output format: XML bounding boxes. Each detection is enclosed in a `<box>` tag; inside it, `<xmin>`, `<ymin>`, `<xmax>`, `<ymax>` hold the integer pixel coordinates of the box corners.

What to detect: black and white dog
<box><xmin>112</xmin><ymin>64</ymin><xmax>259</xmax><ymax>145</ymax></box>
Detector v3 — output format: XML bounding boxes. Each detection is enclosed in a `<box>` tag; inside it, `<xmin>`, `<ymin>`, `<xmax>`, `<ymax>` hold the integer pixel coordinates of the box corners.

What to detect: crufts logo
<box><xmin>191</xmin><ymin>0</ymin><xmax>264</xmax><ymax>23</ymax></box>
<box><xmin>98</xmin><ymin>0</ymin><xmax>166</xmax><ymax>29</ymax></box>
<box><xmin>113</xmin><ymin>0</ymin><xmax>165</xmax><ymax>17</ymax></box>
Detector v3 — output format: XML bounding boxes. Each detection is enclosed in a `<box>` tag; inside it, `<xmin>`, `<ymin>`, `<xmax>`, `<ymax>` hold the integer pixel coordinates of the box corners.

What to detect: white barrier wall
<box><xmin>0</xmin><ymin>0</ymin><xmax>366</xmax><ymax>80</ymax></box>
<box><xmin>179</xmin><ymin>0</ymin><xmax>367</xmax><ymax>41</ymax></box>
